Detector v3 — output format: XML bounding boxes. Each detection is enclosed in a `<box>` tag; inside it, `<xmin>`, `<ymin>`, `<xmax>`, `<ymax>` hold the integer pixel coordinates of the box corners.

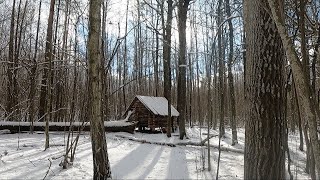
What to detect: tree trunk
<box><xmin>217</xmin><ymin>0</ymin><xmax>225</xmax><ymax>137</ymax></box>
<box><xmin>7</xmin><ymin>0</ymin><xmax>16</xmax><ymax>121</ymax></box>
<box><xmin>226</xmin><ymin>0</ymin><xmax>237</xmax><ymax>145</ymax></box>
<box><xmin>293</xmin><ymin>80</ymin><xmax>304</xmax><ymax>151</ymax></box>
<box><xmin>268</xmin><ymin>0</ymin><xmax>320</xmax><ymax>177</ymax></box>
<box><xmin>123</xmin><ymin>0</ymin><xmax>129</xmax><ymax>110</ymax></box>
<box><xmin>177</xmin><ymin>0</ymin><xmax>190</xmax><ymax>140</ymax></box>
<box><xmin>244</xmin><ymin>0</ymin><xmax>286</xmax><ymax>178</ymax></box>
<box><xmin>163</xmin><ymin>0</ymin><xmax>173</xmax><ymax>137</ymax></box>
<box><xmin>43</xmin><ymin>0</ymin><xmax>56</xmax><ymax>150</ymax></box>
<box><xmin>29</xmin><ymin>0</ymin><xmax>42</xmax><ymax>133</ymax></box>
<box><xmin>88</xmin><ymin>0</ymin><xmax>112</xmax><ymax>178</ymax></box>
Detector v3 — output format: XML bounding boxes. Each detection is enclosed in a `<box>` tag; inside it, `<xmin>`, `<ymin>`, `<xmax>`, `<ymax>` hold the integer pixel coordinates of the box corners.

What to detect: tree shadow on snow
<box><xmin>166</xmin><ymin>147</ymin><xmax>190</xmax><ymax>179</ymax></box>
<box><xmin>111</xmin><ymin>144</ymin><xmax>156</xmax><ymax>179</ymax></box>
<box><xmin>137</xmin><ymin>146</ymin><xmax>164</xmax><ymax>179</ymax></box>
<box><xmin>211</xmin><ymin>149</ymin><xmax>243</xmax><ymax>179</ymax></box>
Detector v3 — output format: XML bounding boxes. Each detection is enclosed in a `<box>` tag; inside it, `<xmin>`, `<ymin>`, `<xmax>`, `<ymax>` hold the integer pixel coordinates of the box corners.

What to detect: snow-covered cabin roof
<box><xmin>132</xmin><ymin>95</ymin><xmax>179</xmax><ymax>117</ymax></box>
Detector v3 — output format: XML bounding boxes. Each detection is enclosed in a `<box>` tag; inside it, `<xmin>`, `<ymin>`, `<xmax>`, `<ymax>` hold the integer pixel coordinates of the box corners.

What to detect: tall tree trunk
<box><xmin>177</xmin><ymin>0</ymin><xmax>190</xmax><ymax>140</ymax></box>
<box><xmin>163</xmin><ymin>0</ymin><xmax>173</xmax><ymax>137</ymax></box>
<box><xmin>51</xmin><ymin>0</ymin><xmax>61</xmax><ymax>122</ymax></box>
<box><xmin>7</xmin><ymin>0</ymin><xmax>17</xmax><ymax>121</ymax></box>
<box><xmin>268</xmin><ymin>0</ymin><xmax>320</xmax><ymax>177</ymax></box>
<box><xmin>29</xmin><ymin>0</ymin><xmax>42</xmax><ymax>133</ymax></box>
<box><xmin>88</xmin><ymin>0</ymin><xmax>112</xmax><ymax>178</ymax></box>
<box><xmin>12</xmin><ymin>0</ymin><xmax>22</xmax><ymax>121</ymax></box>
<box><xmin>217</xmin><ymin>0</ymin><xmax>225</xmax><ymax>136</ymax></box>
<box><xmin>225</xmin><ymin>0</ymin><xmax>237</xmax><ymax>145</ymax></box>
<box><xmin>297</xmin><ymin>5</ymin><xmax>315</xmax><ymax>175</ymax></box>
<box><xmin>293</xmin><ymin>80</ymin><xmax>304</xmax><ymax>151</ymax></box>
<box><xmin>244</xmin><ymin>0</ymin><xmax>286</xmax><ymax>178</ymax></box>
<box><xmin>123</xmin><ymin>0</ymin><xmax>129</xmax><ymax>110</ymax></box>
<box><xmin>43</xmin><ymin>0</ymin><xmax>56</xmax><ymax>150</ymax></box>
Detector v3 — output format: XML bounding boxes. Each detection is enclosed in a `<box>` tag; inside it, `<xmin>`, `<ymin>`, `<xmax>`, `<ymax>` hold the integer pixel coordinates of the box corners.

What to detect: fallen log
<box><xmin>200</xmin><ymin>134</ymin><xmax>218</xmax><ymax>145</ymax></box>
<box><xmin>0</xmin><ymin>129</ymin><xmax>11</xmax><ymax>135</ymax></box>
<box><xmin>0</xmin><ymin>120</ymin><xmax>138</xmax><ymax>134</ymax></box>
<box><xmin>115</xmin><ymin>134</ymin><xmax>176</xmax><ymax>147</ymax></box>
<box><xmin>115</xmin><ymin>134</ymin><xmax>244</xmax><ymax>154</ymax></box>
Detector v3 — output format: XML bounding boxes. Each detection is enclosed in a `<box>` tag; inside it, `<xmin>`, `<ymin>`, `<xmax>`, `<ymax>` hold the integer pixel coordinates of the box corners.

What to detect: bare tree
<box><xmin>43</xmin><ymin>0</ymin><xmax>56</xmax><ymax>150</ymax></box>
<box><xmin>268</xmin><ymin>0</ymin><xmax>320</xmax><ymax>177</ymax></box>
<box><xmin>163</xmin><ymin>0</ymin><xmax>174</xmax><ymax>137</ymax></box>
<box><xmin>177</xmin><ymin>0</ymin><xmax>190</xmax><ymax>140</ymax></box>
<box><xmin>225</xmin><ymin>0</ymin><xmax>237</xmax><ymax>145</ymax></box>
<box><xmin>29</xmin><ymin>0</ymin><xmax>42</xmax><ymax>133</ymax></box>
<box><xmin>88</xmin><ymin>0</ymin><xmax>112</xmax><ymax>178</ymax></box>
<box><xmin>7</xmin><ymin>0</ymin><xmax>17</xmax><ymax>121</ymax></box>
<box><xmin>217</xmin><ymin>0</ymin><xmax>225</xmax><ymax>137</ymax></box>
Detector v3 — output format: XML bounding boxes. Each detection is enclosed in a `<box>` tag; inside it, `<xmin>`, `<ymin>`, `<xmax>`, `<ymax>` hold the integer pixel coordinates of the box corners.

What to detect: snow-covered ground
<box><xmin>0</xmin><ymin>127</ymin><xmax>310</xmax><ymax>179</ymax></box>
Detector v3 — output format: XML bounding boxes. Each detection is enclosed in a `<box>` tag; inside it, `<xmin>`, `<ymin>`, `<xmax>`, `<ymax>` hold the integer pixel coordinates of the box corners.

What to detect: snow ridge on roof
<box><xmin>136</xmin><ymin>95</ymin><xmax>179</xmax><ymax>117</ymax></box>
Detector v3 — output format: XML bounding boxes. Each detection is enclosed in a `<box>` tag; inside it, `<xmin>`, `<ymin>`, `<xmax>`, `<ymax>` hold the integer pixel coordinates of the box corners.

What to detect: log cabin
<box><xmin>124</xmin><ymin>95</ymin><xmax>179</xmax><ymax>132</ymax></box>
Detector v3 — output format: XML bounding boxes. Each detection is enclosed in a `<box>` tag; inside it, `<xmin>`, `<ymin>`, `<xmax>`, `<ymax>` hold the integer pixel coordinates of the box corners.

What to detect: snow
<box><xmin>0</xmin><ymin>127</ymin><xmax>310</xmax><ymax>179</ymax></box>
<box><xmin>136</xmin><ymin>95</ymin><xmax>179</xmax><ymax>117</ymax></box>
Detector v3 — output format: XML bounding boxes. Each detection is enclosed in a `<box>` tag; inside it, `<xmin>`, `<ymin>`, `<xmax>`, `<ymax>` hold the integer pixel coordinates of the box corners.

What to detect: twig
<box><xmin>28</xmin><ymin>159</ymin><xmax>36</xmax><ymax>167</ymax></box>
<box><xmin>43</xmin><ymin>158</ymin><xmax>52</xmax><ymax>180</ymax></box>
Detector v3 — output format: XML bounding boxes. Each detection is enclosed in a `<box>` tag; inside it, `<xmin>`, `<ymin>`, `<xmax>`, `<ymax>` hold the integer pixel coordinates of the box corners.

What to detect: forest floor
<box><xmin>0</xmin><ymin>127</ymin><xmax>310</xmax><ymax>179</ymax></box>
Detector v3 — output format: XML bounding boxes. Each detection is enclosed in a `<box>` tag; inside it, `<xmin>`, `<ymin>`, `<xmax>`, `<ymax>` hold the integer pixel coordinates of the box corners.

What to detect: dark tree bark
<box><xmin>292</xmin><ymin>80</ymin><xmax>304</xmax><ymax>151</ymax></box>
<box><xmin>177</xmin><ymin>0</ymin><xmax>190</xmax><ymax>140</ymax></box>
<box><xmin>268</xmin><ymin>0</ymin><xmax>320</xmax><ymax>176</ymax></box>
<box><xmin>42</xmin><ymin>0</ymin><xmax>56</xmax><ymax>150</ymax></box>
<box><xmin>29</xmin><ymin>0</ymin><xmax>42</xmax><ymax>133</ymax></box>
<box><xmin>244</xmin><ymin>0</ymin><xmax>286</xmax><ymax>178</ymax></box>
<box><xmin>225</xmin><ymin>0</ymin><xmax>237</xmax><ymax>145</ymax></box>
<box><xmin>217</xmin><ymin>0</ymin><xmax>225</xmax><ymax>137</ymax></box>
<box><xmin>88</xmin><ymin>0</ymin><xmax>112</xmax><ymax>178</ymax></box>
<box><xmin>163</xmin><ymin>0</ymin><xmax>173</xmax><ymax>137</ymax></box>
<box><xmin>7</xmin><ymin>0</ymin><xmax>17</xmax><ymax>121</ymax></box>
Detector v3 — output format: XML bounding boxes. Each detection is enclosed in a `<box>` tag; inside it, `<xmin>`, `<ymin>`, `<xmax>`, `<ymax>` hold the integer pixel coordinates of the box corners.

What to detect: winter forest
<box><xmin>0</xmin><ymin>0</ymin><xmax>320</xmax><ymax>179</ymax></box>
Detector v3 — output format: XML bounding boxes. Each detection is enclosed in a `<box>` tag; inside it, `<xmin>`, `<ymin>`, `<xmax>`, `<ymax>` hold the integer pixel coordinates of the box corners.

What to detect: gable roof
<box><xmin>134</xmin><ymin>95</ymin><xmax>179</xmax><ymax>117</ymax></box>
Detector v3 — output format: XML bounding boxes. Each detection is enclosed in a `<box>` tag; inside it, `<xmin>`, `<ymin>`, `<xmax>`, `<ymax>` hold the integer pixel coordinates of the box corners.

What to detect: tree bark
<box><xmin>225</xmin><ymin>0</ymin><xmax>237</xmax><ymax>145</ymax></box>
<box><xmin>267</xmin><ymin>0</ymin><xmax>320</xmax><ymax>177</ymax></box>
<box><xmin>177</xmin><ymin>0</ymin><xmax>190</xmax><ymax>140</ymax></box>
<box><xmin>7</xmin><ymin>0</ymin><xmax>16</xmax><ymax>121</ymax></box>
<box><xmin>43</xmin><ymin>0</ymin><xmax>56</xmax><ymax>150</ymax></box>
<box><xmin>29</xmin><ymin>0</ymin><xmax>42</xmax><ymax>133</ymax></box>
<box><xmin>88</xmin><ymin>0</ymin><xmax>112</xmax><ymax>178</ymax></box>
<box><xmin>217</xmin><ymin>0</ymin><xmax>225</xmax><ymax>137</ymax></box>
<box><xmin>163</xmin><ymin>0</ymin><xmax>173</xmax><ymax>137</ymax></box>
<box><xmin>244</xmin><ymin>0</ymin><xmax>286</xmax><ymax>178</ymax></box>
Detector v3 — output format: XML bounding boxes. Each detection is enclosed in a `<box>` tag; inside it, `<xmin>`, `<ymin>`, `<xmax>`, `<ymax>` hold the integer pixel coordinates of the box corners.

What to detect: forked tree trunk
<box><xmin>88</xmin><ymin>0</ymin><xmax>112</xmax><ymax>178</ymax></box>
<box><xmin>244</xmin><ymin>0</ymin><xmax>286</xmax><ymax>178</ymax></box>
<box><xmin>268</xmin><ymin>0</ymin><xmax>320</xmax><ymax>177</ymax></box>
